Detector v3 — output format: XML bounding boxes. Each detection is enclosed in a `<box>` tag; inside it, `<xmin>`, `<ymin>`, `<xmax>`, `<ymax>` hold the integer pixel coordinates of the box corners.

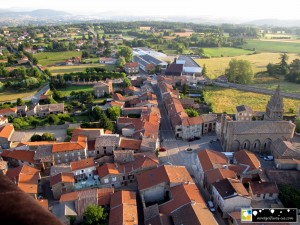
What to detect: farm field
<box><xmin>195</xmin><ymin>53</ymin><xmax>300</xmax><ymax>79</ymax></box>
<box><xmin>251</xmin><ymin>78</ymin><xmax>300</xmax><ymax>94</ymax></box>
<box><xmin>36</xmin><ymin>51</ymin><xmax>81</xmax><ymax>66</ymax></box>
<box><xmin>202</xmin><ymin>47</ymin><xmax>253</xmax><ymax>57</ymax></box>
<box><xmin>48</xmin><ymin>64</ymin><xmax>114</xmax><ymax>75</ymax></box>
<box><xmin>203</xmin><ymin>86</ymin><xmax>300</xmax><ymax>115</ymax></box>
<box><xmin>0</xmin><ymin>88</ymin><xmax>38</xmax><ymax>102</ymax></box>
<box><xmin>242</xmin><ymin>39</ymin><xmax>300</xmax><ymax>53</ymax></box>
<box><xmin>57</xmin><ymin>85</ymin><xmax>94</xmax><ymax>97</ymax></box>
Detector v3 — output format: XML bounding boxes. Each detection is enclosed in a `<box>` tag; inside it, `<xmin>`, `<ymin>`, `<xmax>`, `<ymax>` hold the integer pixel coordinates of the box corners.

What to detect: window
<box><xmin>58</xmin><ymin>160</ymin><xmax>61</xmax><ymax>164</ymax></box>
<box><xmin>104</xmin><ymin>178</ymin><xmax>109</xmax><ymax>183</ymax></box>
<box><xmin>81</xmin><ymin>170</ymin><xmax>84</xmax><ymax>173</ymax></box>
<box><xmin>72</xmin><ymin>153</ymin><xmax>74</xmax><ymax>156</ymax></box>
<box><xmin>65</xmin><ymin>159</ymin><xmax>68</xmax><ymax>163</ymax></box>
<box><xmin>78</xmin><ymin>152</ymin><xmax>80</xmax><ymax>155</ymax></box>
<box><xmin>103</xmin><ymin>147</ymin><xmax>106</xmax><ymax>150</ymax></box>
<box><xmin>112</xmin><ymin>177</ymin><xmax>117</xmax><ymax>181</ymax></box>
<box><xmin>97</xmin><ymin>151</ymin><xmax>99</xmax><ymax>154</ymax></box>
<box><xmin>65</xmin><ymin>154</ymin><xmax>68</xmax><ymax>157</ymax></box>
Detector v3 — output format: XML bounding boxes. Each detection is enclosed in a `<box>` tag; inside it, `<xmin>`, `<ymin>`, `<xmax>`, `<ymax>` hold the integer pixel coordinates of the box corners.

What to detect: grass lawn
<box><xmin>36</xmin><ymin>51</ymin><xmax>82</xmax><ymax>66</ymax></box>
<box><xmin>0</xmin><ymin>88</ymin><xmax>38</xmax><ymax>102</ymax></box>
<box><xmin>203</xmin><ymin>86</ymin><xmax>300</xmax><ymax>115</ymax></box>
<box><xmin>202</xmin><ymin>47</ymin><xmax>254</xmax><ymax>57</ymax></box>
<box><xmin>48</xmin><ymin>64</ymin><xmax>115</xmax><ymax>75</ymax></box>
<box><xmin>242</xmin><ymin>39</ymin><xmax>300</xmax><ymax>53</ymax></box>
<box><xmin>195</xmin><ymin>53</ymin><xmax>300</xmax><ymax>79</ymax></box>
<box><xmin>58</xmin><ymin>85</ymin><xmax>94</xmax><ymax>97</ymax></box>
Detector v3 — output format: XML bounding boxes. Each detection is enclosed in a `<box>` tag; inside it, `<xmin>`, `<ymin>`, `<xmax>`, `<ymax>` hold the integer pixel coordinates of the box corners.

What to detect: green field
<box><xmin>36</xmin><ymin>51</ymin><xmax>82</xmax><ymax>66</ymax></box>
<box><xmin>203</xmin><ymin>86</ymin><xmax>300</xmax><ymax>115</ymax></box>
<box><xmin>242</xmin><ymin>39</ymin><xmax>300</xmax><ymax>53</ymax></box>
<box><xmin>58</xmin><ymin>85</ymin><xmax>94</xmax><ymax>97</ymax></box>
<box><xmin>202</xmin><ymin>47</ymin><xmax>253</xmax><ymax>57</ymax></box>
<box><xmin>195</xmin><ymin>53</ymin><xmax>300</xmax><ymax>79</ymax></box>
<box><xmin>48</xmin><ymin>64</ymin><xmax>115</xmax><ymax>75</ymax></box>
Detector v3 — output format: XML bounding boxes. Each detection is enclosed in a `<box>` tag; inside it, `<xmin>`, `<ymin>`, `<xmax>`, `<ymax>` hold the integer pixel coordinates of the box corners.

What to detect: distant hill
<box><xmin>245</xmin><ymin>19</ymin><xmax>300</xmax><ymax>27</ymax></box>
<box><xmin>0</xmin><ymin>9</ymin><xmax>70</xmax><ymax>18</ymax></box>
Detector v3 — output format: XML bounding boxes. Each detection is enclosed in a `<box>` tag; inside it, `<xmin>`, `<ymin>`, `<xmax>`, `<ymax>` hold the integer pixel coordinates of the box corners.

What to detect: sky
<box><xmin>1</xmin><ymin>0</ymin><xmax>300</xmax><ymax>20</ymax></box>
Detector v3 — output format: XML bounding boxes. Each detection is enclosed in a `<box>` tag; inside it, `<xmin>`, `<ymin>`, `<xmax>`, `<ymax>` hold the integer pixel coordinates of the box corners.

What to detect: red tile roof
<box><xmin>182</xmin><ymin>116</ymin><xmax>203</xmax><ymax>127</ymax></box>
<box><xmin>0</xmin><ymin>124</ymin><xmax>14</xmax><ymax>139</ymax></box>
<box><xmin>205</xmin><ymin>168</ymin><xmax>237</xmax><ymax>184</ymax></box>
<box><xmin>97</xmin><ymin>163</ymin><xmax>120</xmax><ymax>178</ymax></box>
<box><xmin>0</xmin><ymin>108</ymin><xmax>17</xmax><ymax>114</ymax></box>
<box><xmin>109</xmin><ymin>191</ymin><xmax>138</xmax><ymax>225</ymax></box>
<box><xmin>249</xmin><ymin>181</ymin><xmax>279</xmax><ymax>195</ymax></box>
<box><xmin>125</xmin><ymin>62</ymin><xmax>138</xmax><ymax>68</ymax></box>
<box><xmin>36</xmin><ymin>199</ymin><xmax>49</xmax><ymax>210</ymax></box>
<box><xmin>234</xmin><ymin>150</ymin><xmax>261</xmax><ymax>171</ymax></box>
<box><xmin>52</xmin><ymin>141</ymin><xmax>86</xmax><ymax>153</ymax></box>
<box><xmin>97</xmin><ymin>188</ymin><xmax>114</xmax><ymax>206</ymax></box>
<box><xmin>137</xmin><ymin>165</ymin><xmax>193</xmax><ymax>190</ymax></box>
<box><xmin>6</xmin><ymin>150</ymin><xmax>35</xmax><ymax>163</ymax></box>
<box><xmin>119</xmin><ymin>138</ymin><xmax>142</xmax><ymax>150</ymax></box>
<box><xmin>70</xmin><ymin>158</ymin><xmax>95</xmax><ymax>171</ymax></box>
<box><xmin>197</xmin><ymin>149</ymin><xmax>228</xmax><ymax>172</ymax></box>
<box><xmin>50</xmin><ymin>172</ymin><xmax>75</xmax><ymax>186</ymax></box>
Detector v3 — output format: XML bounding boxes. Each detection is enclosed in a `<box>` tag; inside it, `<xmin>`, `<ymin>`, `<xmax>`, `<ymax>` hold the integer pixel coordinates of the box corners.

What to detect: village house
<box><xmin>26</xmin><ymin>103</ymin><xmax>64</xmax><ymax>117</ymax></box>
<box><xmin>113</xmin><ymin>150</ymin><xmax>134</xmax><ymax>164</ymax></box>
<box><xmin>52</xmin><ymin>136</ymin><xmax>87</xmax><ymax>164</ymax></box>
<box><xmin>195</xmin><ymin>149</ymin><xmax>229</xmax><ymax>186</ymax></box>
<box><xmin>6</xmin><ymin>164</ymin><xmax>41</xmax><ymax>198</ymax></box>
<box><xmin>0</xmin><ymin>124</ymin><xmax>14</xmax><ymax>149</ymax></box>
<box><xmin>201</xmin><ymin>113</ymin><xmax>217</xmax><ymax>134</ymax></box>
<box><xmin>118</xmin><ymin>138</ymin><xmax>142</xmax><ymax>152</ymax></box>
<box><xmin>270</xmin><ymin>138</ymin><xmax>300</xmax><ymax>159</ymax></box>
<box><xmin>17</xmin><ymin>105</ymin><xmax>28</xmax><ymax>116</ymax></box>
<box><xmin>233</xmin><ymin>150</ymin><xmax>261</xmax><ymax>183</ymax></box>
<box><xmin>248</xmin><ymin>181</ymin><xmax>279</xmax><ymax>201</ymax></box>
<box><xmin>93</xmin><ymin>81</ymin><xmax>113</xmax><ymax>98</ymax></box>
<box><xmin>211</xmin><ymin>178</ymin><xmax>251</xmax><ymax>218</ymax></box>
<box><xmin>99</xmin><ymin>57</ymin><xmax>117</xmax><ymax>64</ymax></box>
<box><xmin>109</xmin><ymin>191</ymin><xmax>138</xmax><ymax>225</ymax></box>
<box><xmin>274</xmin><ymin>158</ymin><xmax>300</xmax><ymax>170</ymax></box>
<box><xmin>0</xmin><ymin>108</ymin><xmax>17</xmax><ymax>117</ymax></box>
<box><xmin>236</xmin><ymin>105</ymin><xmax>253</xmax><ymax>121</ymax></box>
<box><xmin>124</xmin><ymin>62</ymin><xmax>139</xmax><ymax>74</ymax></box>
<box><xmin>97</xmin><ymin>154</ymin><xmax>158</xmax><ymax>188</ymax></box>
<box><xmin>94</xmin><ymin>134</ymin><xmax>120</xmax><ymax>158</ymax></box>
<box><xmin>70</xmin><ymin>158</ymin><xmax>96</xmax><ymax>182</ymax></box>
<box><xmin>50</xmin><ymin>172</ymin><xmax>75</xmax><ymax>200</ymax></box>
<box><xmin>3</xmin><ymin>149</ymin><xmax>35</xmax><ymax>167</ymax></box>
<box><xmin>0</xmin><ymin>116</ymin><xmax>8</xmax><ymax>126</ymax></box>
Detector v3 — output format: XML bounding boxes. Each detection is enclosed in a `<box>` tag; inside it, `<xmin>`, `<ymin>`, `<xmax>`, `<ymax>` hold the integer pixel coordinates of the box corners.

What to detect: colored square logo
<box><xmin>241</xmin><ymin>209</ymin><xmax>252</xmax><ymax>222</ymax></box>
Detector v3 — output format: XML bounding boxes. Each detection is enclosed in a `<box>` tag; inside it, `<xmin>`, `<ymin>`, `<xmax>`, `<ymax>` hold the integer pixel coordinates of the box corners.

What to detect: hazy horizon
<box><xmin>1</xmin><ymin>0</ymin><xmax>300</xmax><ymax>21</ymax></box>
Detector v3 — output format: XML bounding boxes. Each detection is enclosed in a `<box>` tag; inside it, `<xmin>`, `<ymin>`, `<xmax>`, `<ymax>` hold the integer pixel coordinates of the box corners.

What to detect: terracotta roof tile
<box><xmin>234</xmin><ymin>150</ymin><xmax>261</xmax><ymax>171</ymax></box>
<box><xmin>18</xmin><ymin>173</ymin><xmax>39</xmax><ymax>194</ymax></box>
<box><xmin>119</xmin><ymin>138</ymin><xmax>142</xmax><ymax>150</ymax></box>
<box><xmin>137</xmin><ymin>165</ymin><xmax>193</xmax><ymax>190</ymax></box>
<box><xmin>52</xmin><ymin>141</ymin><xmax>86</xmax><ymax>153</ymax></box>
<box><xmin>0</xmin><ymin>124</ymin><xmax>14</xmax><ymax>139</ymax></box>
<box><xmin>197</xmin><ymin>149</ymin><xmax>228</xmax><ymax>172</ymax></box>
<box><xmin>213</xmin><ymin>178</ymin><xmax>249</xmax><ymax>198</ymax></box>
<box><xmin>249</xmin><ymin>181</ymin><xmax>279</xmax><ymax>195</ymax></box>
<box><xmin>205</xmin><ymin>168</ymin><xmax>237</xmax><ymax>184</ymax></box>
<box><xmin>50</xmin><ymin>172</ymin><xmax>75</xmax><ymax>186</ymax></box>
<box><xmin>36</xmin><ymin>199</ymin><xmax>49</xmax><ymax>210</ymax></box>
<box><xmin>97</xmin><ymin>188</ymin><xmax>114</xmax><ymax>206</ymax></box>
<box><xmin>0</xmin><ymin>108</ymin><xmax>17</xmax><ymax>114</ymax></box>
<box><xmin>97</xmin><ymin>163</ymin><xmax>120</xmax><ymax>178</ymax></box>
<box><xmin>70</xmin><ymin>158</ymin><xmax>95</xmax><ymax>171</ymax></box>
<box><xmin>6</xmin><ymin>150</ymin><xmax>35</xmax><ymax>163</ymax></box>
<box><xmin>60</xmin><ymin>191</ymin><xmax>79</xmax><ymax>202</ymax></box>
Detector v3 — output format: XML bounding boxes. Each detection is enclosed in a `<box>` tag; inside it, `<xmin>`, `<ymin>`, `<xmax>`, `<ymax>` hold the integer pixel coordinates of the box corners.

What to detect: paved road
<box><xmin>25</xmin><ymin>83</ymin><xmax>50</xmax><ymax>103</ymax></box>
<box><xmin>154</xmin><ymin>84</ymin><xmax>227</xmax><ymax>225</ymax></box>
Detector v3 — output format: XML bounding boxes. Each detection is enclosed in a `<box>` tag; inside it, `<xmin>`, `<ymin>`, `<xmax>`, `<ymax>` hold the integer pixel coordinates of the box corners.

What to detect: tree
<box><xmin>93</xmin><ymin>106</ymin><xmax>103</xmax><ymax>120</ymax></box>
<box><xmin>279</xmin><ymin>53</ymin><xmax>289</xmax><ymax>75</ymax></box>
<box><xmin>182</xmin><ymin>83</ymin><xmax>188</xmax><ymax>95</ymax></box>
<box><xmin>296</xmin><ymin>118</ymin><xmax>300</xmax><ymax>133</ymax></box>
<box><xmin>83</xmin><ymin>204</ymin><xmax>108</xmax><ymax>225</ymax></box>
<box><xmin>107</xmin><ymin>106</ymin><xmax>121</xmax><ymax>121</ymax></box>
<box><xmin>123</xmin><ymin>77</ymin><xmax>131</xmax><ymax>87</ymax></box>
<box><xmin>116</xmin><ymin>56</ymin><xmax>126</xmax><ymax>68</ymax></box>
<box><xmin>279</xmin><ymin>184</ymin><xmax>300</xmax><ymax>208</ymax></box>
<box><xmin>119</xmin><ymin>46</ymin><xmax>133</xmax><ymax>62</ymax></box>
<box><xmin>185</xmin><ymin>108</ymin><xmax>199</xmax><ymax>117</ymax></box>
<box><xmin>41</xmin><ymin>132</ymin><xmax>56</xmax><ymax>141</ymax></box>
<box><xmin>31</xmin><ymin>134</ymin><xmax>42</xmax><ymax>142</ymax></box>
<box><xmin>32</xmin><ymin>57</ymin><xmax>38</xmax><ymax>65</ymax></box>
<box><xmin>48</xmin><ymin>114</ymin><xmax>60</xmax><ymax>124</ymax></box>
<box><xmin>202</xmin><ymin>64</ymin><xmax>207</xmax><ymax>76</ymax></box>
<box><xmin>16</xmin><ymin>98</ymin><xmax>24</xmax><ymax>106</ymax></box>
<box><xmin>82</xmin><ymin>51</ymin><xmax>89</xmax><ymax>58</ymax></box>
<box><xmin>225</xmin><ymin>59</ymin><xmax>254</xmax><ymax>84</ymax></box>
<box><xmin>285</xmin><ymin>59</ymin><xmax>300</xmax><ymax>83</ymax></box>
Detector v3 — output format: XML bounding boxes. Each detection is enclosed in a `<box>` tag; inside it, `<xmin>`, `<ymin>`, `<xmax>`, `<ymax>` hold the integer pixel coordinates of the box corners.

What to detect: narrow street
<box><xmin>153</xmin><ymin>83</ymin><xmax>227</xmax><ymax>225</ymax></box>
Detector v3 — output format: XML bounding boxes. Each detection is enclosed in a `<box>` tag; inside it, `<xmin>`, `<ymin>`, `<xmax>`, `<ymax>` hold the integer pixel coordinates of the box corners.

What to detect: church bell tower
<box><xmin>264</xmin><ymin>85</ymin><xmax>284</xmax><ymax>121</ymax></box>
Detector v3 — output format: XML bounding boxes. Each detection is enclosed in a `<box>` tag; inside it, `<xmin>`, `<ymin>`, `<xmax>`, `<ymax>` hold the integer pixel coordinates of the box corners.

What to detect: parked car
<box><xmin>159</xmin><ymin>147</ymin><xmax>166</xmax><ymax>152</ymax></box>
<box><xmin>207</xmin><ymin>201</ymin><xmax>216</xmax><ymax>212</ymax></box>
<box><xmin>263</xmin><ymin>156</ymin><xmax>274</xmax><ymax>161</ymax></box>
<box><xmin>186</xmin><ymin>148</ymin><xmax>193</xmax><ymax>152</ymax></box>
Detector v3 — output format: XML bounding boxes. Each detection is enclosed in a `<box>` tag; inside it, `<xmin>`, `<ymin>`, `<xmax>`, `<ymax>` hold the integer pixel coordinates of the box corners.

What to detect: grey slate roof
<box><xmin>229</xmin><ymin>121</ymin><xmax>295</xmax><ymax>134</ymax></box>
<box><xmin>236</xmin><ymin>105</ymin><xmax>253</xmax><ymax>113</ymax></box>
<box><xmin>201</xmin><ymin>114</ymin><xmax>217</xmax><ymax>123</ymax></box>
<box><xmin>95</xmin><ymin>134</ymin><xmax>120</xmax><ymax>147</ymax></box>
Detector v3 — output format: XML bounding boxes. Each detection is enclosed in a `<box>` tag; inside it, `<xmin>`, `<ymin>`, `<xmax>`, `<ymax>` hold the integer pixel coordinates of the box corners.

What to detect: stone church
<box><xmin>217</xmin><ymin>86</ymin><xmax>296</xmax><ymax>153</ymax></box>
